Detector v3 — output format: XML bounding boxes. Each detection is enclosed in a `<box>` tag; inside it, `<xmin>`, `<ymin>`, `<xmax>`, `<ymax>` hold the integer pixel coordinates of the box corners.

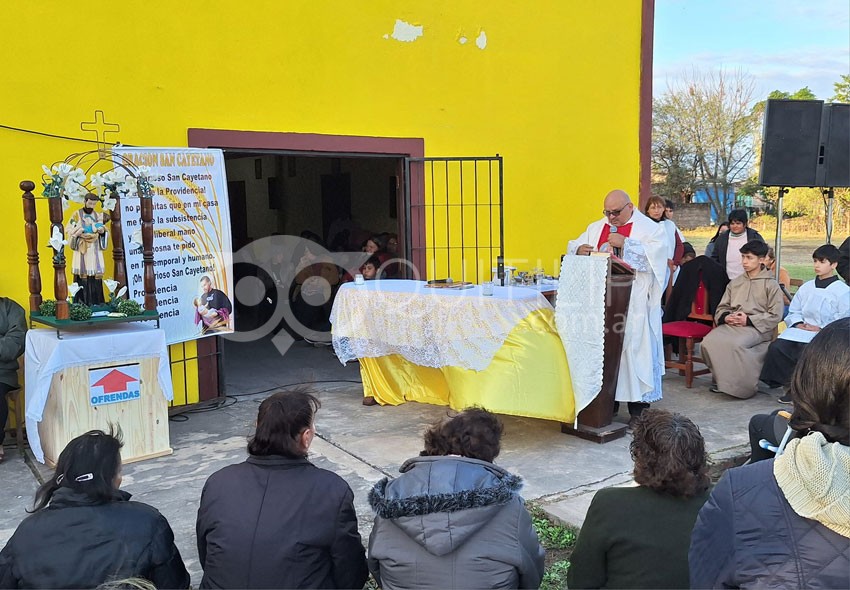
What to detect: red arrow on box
<box><xmin>92</xmin><ymin>369</ymin><xmax>138</xmax><ymax>394</ymax></box>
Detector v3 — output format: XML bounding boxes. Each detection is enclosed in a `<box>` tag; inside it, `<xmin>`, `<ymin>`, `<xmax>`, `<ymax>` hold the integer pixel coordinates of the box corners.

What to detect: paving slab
<box><xmin>0</xmin><ymin>335</ymin><xmax>784</xmax><ymax>587</ymax></box>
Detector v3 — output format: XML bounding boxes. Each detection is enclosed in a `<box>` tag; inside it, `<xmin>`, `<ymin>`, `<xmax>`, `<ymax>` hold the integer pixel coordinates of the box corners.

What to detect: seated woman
<box><xmin>690</xmin><ymin>318</ymin><xmax>850</xmax><ymax>588</ymax></box>
<box><xmin>368</xmin><ymin>407</ymin><xmax>545</xmax><ymax>589</ymax></box>
<box><xmin>700</xmin><ymin>240</ymin><xmax>784</xmax><ymax>399</ymax></box>
<box><xmin>196</xmin><ymin>389</ymin><xmax>368</xmax><ymax>589</ymax></box>
<box><xmin>0</xmin><ymin>430</ymin><xmax>189</xmax><ymax>589</ymax></box>
<box><xmin>568</xmin><ymin>409</ymin><xmax>711</xmax><ymax>589</ymax></box>
<box><xmin>703</xmin><ymin>222</ymin><xmax>729</xmax><ymax>259</ymax></box>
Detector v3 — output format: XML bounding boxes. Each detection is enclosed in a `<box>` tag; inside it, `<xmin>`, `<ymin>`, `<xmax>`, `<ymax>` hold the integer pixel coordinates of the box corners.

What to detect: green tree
<box><xmin>653</xmin><ymin>69</ymin><xmax>758</xmax><ymax>217</ymax></box>
<box><xmin>833</xmin><ymin>74</ymin><xmax>850</xmax><ymax>103</ymax></box>
<box><xmin>651</xmin><ymin>98</ymin><xmax>697</xmax><ymax>202</ymax></box>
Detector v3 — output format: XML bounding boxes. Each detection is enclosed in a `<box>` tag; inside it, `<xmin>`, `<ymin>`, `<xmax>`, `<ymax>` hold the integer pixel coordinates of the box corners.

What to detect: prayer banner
<box><xmin>115</xmin><ymin>147</ymin><xmax>234</xmax><ymax>344</ymax></box>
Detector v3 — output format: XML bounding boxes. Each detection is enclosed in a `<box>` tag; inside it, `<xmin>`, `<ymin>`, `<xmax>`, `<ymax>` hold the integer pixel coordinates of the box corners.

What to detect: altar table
<box><xmin>25</xmin><ymin>324</ymin><xmax>174</xmax><ymax>465</ymax></box>
<box><xmin>331</xmin><ymin>280</ymin><xmax>575</xmax><ymax>423</ymax></box>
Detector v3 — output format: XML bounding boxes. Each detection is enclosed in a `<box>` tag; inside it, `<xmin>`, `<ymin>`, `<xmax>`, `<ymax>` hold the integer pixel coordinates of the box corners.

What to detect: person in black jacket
<box><xmin>0</xmin><ymin>296</ymin><xmax>26</xmax><ymax>462</ymax></box>
<box><xmin>0</xmin><ymin>429</ymin><xmax>190</xmax><ymax>589</ymax></box>
<box><xmin>838</xmin><ymin>236</ymin><xmax>849</xmax><ymax>284</ymax></box>
<box><xmin>196</xmin><ymin>389</ymin><xmax>368</xmax><ymax>589</ymax></box>
<box><xmin>709</xmin><ymin>208</ymin><xmax>765</xmax><ymax>280</ymax></box>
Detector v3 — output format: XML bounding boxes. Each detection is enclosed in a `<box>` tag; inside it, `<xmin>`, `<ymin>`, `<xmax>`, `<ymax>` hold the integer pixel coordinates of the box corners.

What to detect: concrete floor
<box><xmin>0</xmin><ymin>335</ymin><xmax>783</xmax><ymax>586</ymax></box>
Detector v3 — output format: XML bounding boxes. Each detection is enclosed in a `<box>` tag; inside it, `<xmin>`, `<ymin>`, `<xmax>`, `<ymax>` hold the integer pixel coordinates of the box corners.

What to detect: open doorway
<box><xmin>223</xmin><ymin>152</ymin><xmax>402</xmax><ymax>253</ymax></box>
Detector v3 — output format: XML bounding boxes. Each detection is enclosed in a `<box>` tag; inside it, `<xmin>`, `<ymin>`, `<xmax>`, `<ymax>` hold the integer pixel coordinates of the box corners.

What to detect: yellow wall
<box><xmin>2</xmin><ymin>0</ymin><xmax>644</xmax><ymax>319</ymax></box>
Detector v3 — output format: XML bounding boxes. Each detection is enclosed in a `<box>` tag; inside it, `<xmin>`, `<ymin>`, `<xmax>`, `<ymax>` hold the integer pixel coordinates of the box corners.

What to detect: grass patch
<box><xmin>528</xmin><ymin>502</ymin><xmax>579</xmax><ymax>590</ymax></box>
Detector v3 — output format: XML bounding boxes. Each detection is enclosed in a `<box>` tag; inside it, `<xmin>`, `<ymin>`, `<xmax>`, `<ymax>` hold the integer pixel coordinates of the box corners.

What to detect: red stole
<box><xmin>597</xmin><ymin>222</ymin><xmax>633</xmax><ymax>250</ymax></box>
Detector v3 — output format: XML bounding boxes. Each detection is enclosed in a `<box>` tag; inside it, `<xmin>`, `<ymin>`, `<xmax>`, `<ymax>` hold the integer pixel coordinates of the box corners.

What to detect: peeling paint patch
<box><xmin>476</xmin><ymin>30</ymin><xmax>487</xmax><ymax>49</ymax></box>
<box><xmin>458</xmin><ymin>36</ymin><xmax>468</xmax><ymax>45</ymax></box>
<box><xmin>390</xmin><ymin>19</ymin><xmax>423</xmax><ymax>43</ymax></box>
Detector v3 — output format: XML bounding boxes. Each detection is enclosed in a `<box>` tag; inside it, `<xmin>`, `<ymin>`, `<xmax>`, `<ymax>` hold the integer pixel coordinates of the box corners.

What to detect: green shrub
<box><xmin>540</xmin><ymin>560</ymin><xmax>570</xmax><ymax>590</ymax></box>
<box><xmin>116</xmin><ymin>299</ymin><xmax>143</xmax><ymax>316</ymax></box>
<box><xmin>38</xmin><ymin>299</ymin><xmax>57</xmax><ymax>316</ymax></box>
<box><xmin>69</xmin><ymin>302</ymin><xmax>93</xmax><ymax>321</ymax></box>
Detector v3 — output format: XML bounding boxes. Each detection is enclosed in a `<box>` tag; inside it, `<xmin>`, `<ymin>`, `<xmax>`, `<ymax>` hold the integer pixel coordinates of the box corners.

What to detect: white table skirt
<box><xmin>330</xmin><ymin>279</ymin><xmax>551</xmax><ymax>371</ymax></box>
<box><xmin>25</xmin><ymin>324</ymin><xmax>174</xmax><ymax>463</ymax></box>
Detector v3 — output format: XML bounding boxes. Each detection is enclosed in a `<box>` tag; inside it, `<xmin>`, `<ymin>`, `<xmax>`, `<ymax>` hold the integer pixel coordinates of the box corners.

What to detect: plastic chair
<box><xmin>663</xmin><ymin>279</ymin><xmax>714</xmax><ymax>388</ymax></box>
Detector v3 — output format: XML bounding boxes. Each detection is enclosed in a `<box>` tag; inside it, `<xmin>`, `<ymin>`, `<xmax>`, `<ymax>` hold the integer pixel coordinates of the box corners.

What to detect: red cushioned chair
<box><xmin>663</xmin><ymin>280</ymin><xmax>714</xmax><ymax>388</ymax></box>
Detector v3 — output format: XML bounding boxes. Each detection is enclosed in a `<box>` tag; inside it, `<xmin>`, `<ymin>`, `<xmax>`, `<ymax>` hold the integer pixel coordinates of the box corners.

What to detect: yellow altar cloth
<box><xmin>359</xmin><ymin>308</ymin><xmax>575</xmax><ymax>422</ymax></box>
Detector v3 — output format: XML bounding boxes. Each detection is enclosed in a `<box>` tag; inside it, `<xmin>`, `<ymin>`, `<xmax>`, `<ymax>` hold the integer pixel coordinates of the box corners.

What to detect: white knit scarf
<box><xmin>774</xmin><ymin>432</ymin><xmax>850</xmax><ymax>538</ymax></box>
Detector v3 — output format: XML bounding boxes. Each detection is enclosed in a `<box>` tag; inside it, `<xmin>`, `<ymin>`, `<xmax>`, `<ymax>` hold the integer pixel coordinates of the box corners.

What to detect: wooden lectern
<box><xmin>562</xmin><ymin>257</ymin><xmax>635</xmax><ymax>443</ymax></box>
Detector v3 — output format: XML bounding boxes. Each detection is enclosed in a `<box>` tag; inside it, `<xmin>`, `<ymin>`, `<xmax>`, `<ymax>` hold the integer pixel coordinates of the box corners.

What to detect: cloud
<box><xmin>654</xmin><ymin>46</ymin><xmax>849</xmax><ymax>100</ymax></box>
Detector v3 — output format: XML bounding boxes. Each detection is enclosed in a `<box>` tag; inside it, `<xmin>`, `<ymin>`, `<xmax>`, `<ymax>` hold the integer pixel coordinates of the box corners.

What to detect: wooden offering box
<box><xmin>40</xmin><ymin>356</ymin><xmax>172</xmax><ymax>467</ymax></box>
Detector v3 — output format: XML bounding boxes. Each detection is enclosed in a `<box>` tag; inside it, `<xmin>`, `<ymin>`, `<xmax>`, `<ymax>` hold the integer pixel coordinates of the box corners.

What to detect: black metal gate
<box><xmin>403</xmin><ymin>156</ymin><xmax>504</xmax><ymax>284</ymax></box>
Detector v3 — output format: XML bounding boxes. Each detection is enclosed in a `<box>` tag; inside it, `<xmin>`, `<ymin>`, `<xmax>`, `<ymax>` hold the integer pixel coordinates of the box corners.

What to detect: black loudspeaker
<box><xmin>818</xmin><ymin>103</ymin><xmax>850</xmax><ymax>187</ymax></box>
<box><xmin>760</xmin><ymin>99</ymin><xmax>824</xmax><ymax>187</ymax></box>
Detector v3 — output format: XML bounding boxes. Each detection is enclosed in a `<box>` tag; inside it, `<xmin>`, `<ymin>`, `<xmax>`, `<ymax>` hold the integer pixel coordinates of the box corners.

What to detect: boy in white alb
<box><xmin>759</xmin><ymin>244</ymin><xmax>850</xmax><ymax>402</ymax></box>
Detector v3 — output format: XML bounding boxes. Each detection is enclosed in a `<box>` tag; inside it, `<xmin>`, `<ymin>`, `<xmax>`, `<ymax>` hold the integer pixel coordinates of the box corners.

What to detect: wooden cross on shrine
<box><xmin>80</xmin><ymin>110</ymin><xmax>120</xmax><ymax>154</ymax></box>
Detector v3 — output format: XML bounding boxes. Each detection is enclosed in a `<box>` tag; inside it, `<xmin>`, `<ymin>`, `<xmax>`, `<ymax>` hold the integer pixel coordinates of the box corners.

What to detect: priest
<box><xmin>567</xmin><ymin>189</ymin><xmax>668</xmax><ymax>424</ymax></box>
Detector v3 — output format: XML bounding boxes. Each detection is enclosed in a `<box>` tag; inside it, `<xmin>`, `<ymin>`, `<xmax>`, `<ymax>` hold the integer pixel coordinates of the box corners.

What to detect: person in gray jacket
<box><xmin>367</xmin><ymin>407</ymin><xmax>545</xmax><ymax>590</ymax></box>
<box><xmin>689</xmin><ymin>318</ymin><xmax>850</xmax><ymax>589</ymax></box>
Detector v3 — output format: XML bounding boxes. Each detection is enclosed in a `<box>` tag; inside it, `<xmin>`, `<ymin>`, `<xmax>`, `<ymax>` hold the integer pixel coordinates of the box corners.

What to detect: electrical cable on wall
<box><xmin>0</xmin><ymin>123</ymin><xmax>135</xmax><ymax>146</ymax></box>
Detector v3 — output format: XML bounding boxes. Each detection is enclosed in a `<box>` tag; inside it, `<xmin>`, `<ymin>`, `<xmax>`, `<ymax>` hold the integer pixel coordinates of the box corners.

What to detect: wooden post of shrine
<box><xmin>140</xmin><ymin>195</ymin><xmax>156</xmax><ymax>311</ymax></box>
<box><xmin>47</xmin><ymin>196</ymin><xmax>69</xmax><ymax>320</ymax></box>
<box><xmin>110</xmin><ymin>194</ymin><xmax>127</xmax><ymax>296</ymax></box>
<box><xmin>21</xmin><ymin>181</ymin><xmax>43</xmax><ymax>313</ymax></box>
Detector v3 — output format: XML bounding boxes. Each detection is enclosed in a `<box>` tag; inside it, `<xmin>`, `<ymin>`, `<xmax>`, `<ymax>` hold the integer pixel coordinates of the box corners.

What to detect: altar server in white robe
<box><xmin>568</xmin><ymin>190</ymin><xmax>668</xmax><ymax>421</ymax></box>
<box><xmin>759</xmin><ymin>244</ymin><xmax>850</xmax><ymax>398</ymax></box>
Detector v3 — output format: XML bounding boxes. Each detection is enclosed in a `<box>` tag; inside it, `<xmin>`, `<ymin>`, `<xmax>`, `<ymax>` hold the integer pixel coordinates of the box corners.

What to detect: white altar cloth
<box><xmin>24</xmin><ymin>324</ymin><xmax>174</xmax><ymax>463</ymax></box>
<box><xmin>555</xmin><ymin>255</ymin><xmax>609</xmax><ymax>417</ymax></box>
<box><xmin>330</xmin><ymin>280</ymin><xmax>551</xmax><ymax>371</ymax></box>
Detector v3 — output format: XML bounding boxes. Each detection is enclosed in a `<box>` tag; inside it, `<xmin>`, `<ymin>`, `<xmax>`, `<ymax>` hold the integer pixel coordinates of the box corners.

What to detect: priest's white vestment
<box><xmin>567</xmin><ymin>210</ymin><xmax>668</xmax><ymax>403</ymax></box>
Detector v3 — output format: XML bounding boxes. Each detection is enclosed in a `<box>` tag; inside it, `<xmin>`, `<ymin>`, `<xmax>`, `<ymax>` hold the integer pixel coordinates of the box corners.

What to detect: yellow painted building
<box><xmin>1</xmin><ymin>0</ymin><xmax>654</xmax><ymax>404</ymax></box>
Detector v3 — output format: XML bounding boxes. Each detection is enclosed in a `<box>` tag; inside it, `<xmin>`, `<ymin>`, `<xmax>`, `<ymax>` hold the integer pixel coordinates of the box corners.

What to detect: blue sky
<box><xmin>654</xmin><ymin>0</ymin><xmax>850</xmax><ymax>100</ymax></box>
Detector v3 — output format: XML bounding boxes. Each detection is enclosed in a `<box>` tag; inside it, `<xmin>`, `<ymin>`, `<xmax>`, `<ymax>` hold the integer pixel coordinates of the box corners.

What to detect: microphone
<box><xmin>609</xmin><ymin>226</ymin><xmax>621</xmax><ymax>257</ymax></box>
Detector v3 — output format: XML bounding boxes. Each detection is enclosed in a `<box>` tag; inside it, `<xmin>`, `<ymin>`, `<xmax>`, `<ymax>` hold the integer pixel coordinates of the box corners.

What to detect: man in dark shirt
<box><xmin>194</xmin><ymin>275</ymin><xmax>233</xmax><ymax>333</ymax></box>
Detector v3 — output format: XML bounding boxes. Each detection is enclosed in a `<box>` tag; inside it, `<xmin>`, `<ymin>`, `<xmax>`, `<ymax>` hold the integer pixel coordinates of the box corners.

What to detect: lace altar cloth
<box><xmin>331</xmin><ymin>280</ymin><xmax>551</xmax><ymax>371</ymax></box>
<box><xmin>555</xmin><ymin>255</ymin><xmax>608</xmax><ymax>417</ymax></box>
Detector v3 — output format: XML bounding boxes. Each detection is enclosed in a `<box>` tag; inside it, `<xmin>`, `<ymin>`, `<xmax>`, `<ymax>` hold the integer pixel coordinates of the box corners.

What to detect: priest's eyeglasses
<box><xmin>603</xmin><ymin>204</ymin><xmax>630</xmax><ymax>217</ymax></box>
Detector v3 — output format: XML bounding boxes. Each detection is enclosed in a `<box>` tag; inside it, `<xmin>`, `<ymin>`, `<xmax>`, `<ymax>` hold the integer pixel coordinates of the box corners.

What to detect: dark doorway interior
<box><xmin>223</xmin><ymin>153</ymin><xmax>401</xmax><ymax>252</ymax></box>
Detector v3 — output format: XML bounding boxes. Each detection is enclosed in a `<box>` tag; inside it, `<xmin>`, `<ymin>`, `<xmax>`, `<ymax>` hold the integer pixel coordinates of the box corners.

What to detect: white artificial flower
<box><xmin>103</xmin><ymin>197</ymin><xmax>117</xmax><ymax>211</ymax></box>
<box><xmin>90</xmin><ymin>172</ymin><xmax>106</xmax><ymax>196</ymax></box>
<box><xmin>130</xmin><ymin>229</ymin><xmax>143</xmax><ymax>248</ymax></box>
<box><xmin>68</xmin><ymin>282</ymin><xmax>82</xmax><ymax>298</ymax></box>
<box><xmin>116</xmin><ymin>286</ymin><xmax>128</xmax><ymax>299</ymax></box>
<box><xmin>136</xmin><ymin>165</ymin><xmax>151</xmax><ymax>178</ymax></box>
<box><xmin>68</xmin><ymin>168</ymin><xmax>86</xmax><ymax>185</ymax></box>
<box><xmin>122</xmin><ymin>181</ymin><xmax>137</xmax><ymax>199</ymax></box>
<box><xmin>47</xmin><ymin>226</ymin><xmax>67</xmax><ymax>252</ymax></box>
<box><xmin>104</xmin><ymin>279</ymin><xmax>119</xmax><ymax>294</ymax></box>
<box><xmin>61</xmin><ymin>196</ymin><xmax>71</xmax><ymax>211</ymax></box>
<box><xmin>63</xmin><ymin>180</ymin><xmax>86</xmax><ymax>203</ymax></box>
<box><xmin>55</xmin><ymin>163</ymin><xmax>73</xmax><ymax>178</ymax></box>
<box><xmin>42</xmin><ymin>164</ymin><xmax>53</xmax><ymax>176</ymax></box>
<box><xmin>102</xmin><ymin>169</ymin><xmax>124</xmax><ymax>187</ymax></box>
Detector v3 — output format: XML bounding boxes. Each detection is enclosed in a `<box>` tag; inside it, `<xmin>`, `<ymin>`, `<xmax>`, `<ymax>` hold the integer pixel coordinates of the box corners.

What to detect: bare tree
<box><xmin>653</xmin><ymin>69</ymin><xmax>758</xmax><ymax>217</ymax></box>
